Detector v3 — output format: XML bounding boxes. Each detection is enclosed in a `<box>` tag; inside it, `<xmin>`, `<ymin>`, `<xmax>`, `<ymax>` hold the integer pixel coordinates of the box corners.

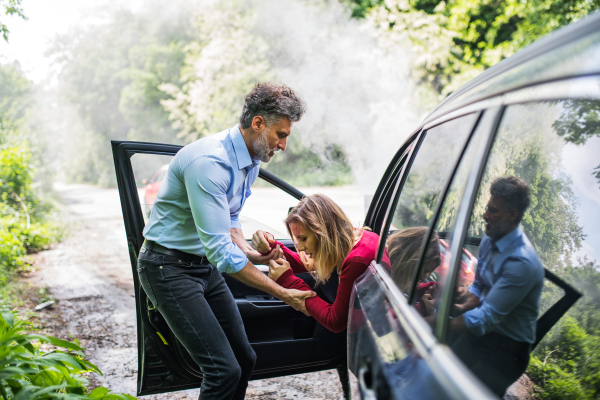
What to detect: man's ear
<box><xmin>508</xmin><ymin>208</ymin><xmax>519</xmax><ymax>224</ymax></box>
<box><xmin>251</xmin><ymin>116</ymin><xmax>266</xmax><ymax>133</ymax></box>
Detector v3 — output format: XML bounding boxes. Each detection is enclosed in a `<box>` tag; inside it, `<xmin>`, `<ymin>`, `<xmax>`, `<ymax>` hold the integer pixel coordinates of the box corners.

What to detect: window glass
<box><xmin>131</xmin><ymin>154</ymin><xmax>174</xmax><ymax>223</ymax></box>
<box><xmin>382</xmin><ymin>113</ymin><xmax>478</xmax><ymax>293</ymax></box>
<box><xmin>131</xmin><ymin>154</ymin><xmax>299</xmax><ymax>238</ymax></box>
<box><xmin>409</xmin><ymin>123</ymin><xmax>485</xmax><ymax>331</ymax></box>
<box><xmin>239</xmin><ymin>186</ymin><xmax>299</xmax><ymax>239</ymax></box>
<box><xmin>448</xmin><ymin>100</ymin><xmax>600</xmax><ymax>396</ymax></box>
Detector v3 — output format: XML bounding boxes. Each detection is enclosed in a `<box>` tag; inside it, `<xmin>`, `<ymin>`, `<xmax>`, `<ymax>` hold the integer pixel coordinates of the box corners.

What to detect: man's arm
<box><xmin>453</xmin><ymin>292</ymin><xmax>480</xmax><ymax>315</ymax></box>
<box><xmin>229</xmin><ymin>260</ymin><xmax>315</xmax><ymax>315</ymax></box>
<box><xmin>461</xmin><ymin>257</ymin><xmax>539</xmax><ymax>336</ymax></box>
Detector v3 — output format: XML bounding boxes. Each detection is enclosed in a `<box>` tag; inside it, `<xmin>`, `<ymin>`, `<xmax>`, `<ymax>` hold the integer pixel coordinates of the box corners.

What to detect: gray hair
<box><xmin>239</xmin><ymin>82</ymin><xmax>306</xmax><ymax>129</ymax></box>
<box><xmin>490</xmin><ymin>176</ymin><xmax>531</xmax><ymax>223</ymax></box>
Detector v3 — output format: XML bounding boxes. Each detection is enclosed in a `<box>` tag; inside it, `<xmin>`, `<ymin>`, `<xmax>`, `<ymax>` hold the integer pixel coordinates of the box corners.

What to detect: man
<box><xmin>450</xmin><ymin>176</ymin><xmax>544</xmax><ymax>397</ymax></box>
<box><xmin>136</xmin><ymin>83</ymin><xmax>315</xmax><ymax>400</ymax></box>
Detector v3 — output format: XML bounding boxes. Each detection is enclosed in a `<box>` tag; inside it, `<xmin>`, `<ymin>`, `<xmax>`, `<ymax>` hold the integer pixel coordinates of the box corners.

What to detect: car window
<box><xmin>131</xmin><ymin>154</ymin><xmax>174</xmax><ymax>222</ymax></box>
<box><xmin>408</xmin><ymin>121</ymin><xmax>486</xmax><ymax>333</ymax></box>
<box><xmin>130</xmin><ymin>153</ymin><xmax>298</xmax><ymax>239</ymax></box>
<box><xmin>381</xmin><ymin>113</ymin><xmax>478</xmax><ymax>294</ymax></box>
<box><xmin>366</xmin><ymin>136</ymin><xmax>416</xmax><ymax>234</ymax></box>
<box><xmin>447</xmin><ymin>100</ymin><xmax>600</xmax><ymax>393</ymax></box>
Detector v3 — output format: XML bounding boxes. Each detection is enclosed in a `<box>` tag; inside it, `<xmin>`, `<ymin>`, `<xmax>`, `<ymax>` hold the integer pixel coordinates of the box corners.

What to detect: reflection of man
<box><xmin>450</xmin><ymin>176</ymin><xmax>544</xmax><ymax>397</ymax></box>
<box><xmin>137</xmin><ymin>83</ymin><xmax>315</xmax><ymax>400</ymax></box>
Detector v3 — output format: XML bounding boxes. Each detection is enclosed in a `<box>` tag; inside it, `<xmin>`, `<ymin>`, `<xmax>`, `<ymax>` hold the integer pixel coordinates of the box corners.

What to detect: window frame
<box><xmin>374</xmin><ymin>111</ymin><xmax>484</xmax><ymax>296</ymax></box>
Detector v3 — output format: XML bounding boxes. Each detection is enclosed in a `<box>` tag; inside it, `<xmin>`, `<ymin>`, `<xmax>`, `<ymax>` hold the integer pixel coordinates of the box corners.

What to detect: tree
<box><xmin>48</xmin><ymin>1</ymin><xmax>194</xmax><ymax>186</ymax></box>
<box><xmin>0</xmin><ymin>0</ymin><xmax>25</xmax><ymax>42</ymax></box>
<box><xmin>366</xmin><ymin>0</ymin><xmax>600</xmax><ymax>95</ymax></box>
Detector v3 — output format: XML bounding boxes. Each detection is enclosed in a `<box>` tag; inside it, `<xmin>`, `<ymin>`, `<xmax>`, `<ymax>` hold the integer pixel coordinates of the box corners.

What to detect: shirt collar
<box><xmin>230</xmin><ymin>125</ymin><xmax>254</xmax><ymax>170</ymax></box>
<box><xmin>495</xmin><ymin>225</ymin><xmax>522</xmax><ymax>253</ymax></box>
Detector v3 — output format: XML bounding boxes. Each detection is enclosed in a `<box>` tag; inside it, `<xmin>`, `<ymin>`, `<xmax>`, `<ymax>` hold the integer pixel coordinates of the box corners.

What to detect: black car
<box><xmin>113</xmin><ymin>11</ymin><xmax>600</xmax><ymax>400</ymax></box>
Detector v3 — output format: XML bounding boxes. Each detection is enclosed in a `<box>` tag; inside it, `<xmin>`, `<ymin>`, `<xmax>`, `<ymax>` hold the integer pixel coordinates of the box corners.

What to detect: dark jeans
<box><xmin>451</xmin><ymin>331</ymin><xmax>531</xmax><ymax>397</ymax></box>
<box><xmin>137</xmin><ymin>248</ymin><xmax>256</xmax><ymax>400</ymax></box>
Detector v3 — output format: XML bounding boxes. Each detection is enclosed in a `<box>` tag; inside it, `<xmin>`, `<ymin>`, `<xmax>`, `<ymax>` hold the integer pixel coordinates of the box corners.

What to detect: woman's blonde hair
<box><xmin>285</xmin><ymin>194</ymin><xmax>358</xmax><ymax>284</ymax></box>
<box><xmin>386</xmin><ymin>227</ymin><xmax>440</xmax><ymax>292</ymax></box>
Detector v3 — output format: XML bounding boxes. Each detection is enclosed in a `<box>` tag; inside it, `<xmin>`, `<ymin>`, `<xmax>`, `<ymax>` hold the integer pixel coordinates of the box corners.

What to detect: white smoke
<box><xmin>164</xmin><ymin>0</ymin><xmax>426</xmax><ymax>195</ymax></box>
<box><xmin>252</xmin><ymin>0</ymin><xmax>422</xmax><ymax>193</ymax></box>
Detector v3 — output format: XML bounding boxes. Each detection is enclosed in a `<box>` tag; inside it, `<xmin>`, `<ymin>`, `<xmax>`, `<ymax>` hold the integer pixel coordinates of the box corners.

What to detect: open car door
<box><xmin>111</xmin><ymin>141</ymin><xmax>347</xmax><ymax>397</ymax></box>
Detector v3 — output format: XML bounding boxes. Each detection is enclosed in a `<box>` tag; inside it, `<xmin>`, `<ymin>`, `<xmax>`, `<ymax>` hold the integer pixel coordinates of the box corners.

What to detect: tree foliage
<box><xmin>364</xmin><ymin>0</ymin><xmax>600</xmax><ymax>95</ymax></box>
<box><xmin>0</xmin><ymin>63</ymin><xmax>61</xmax><ymax>277</ymax></box>
<box><xmin>0</xmin><ymin>0</ymin><xmax>25</xmax><ymax>42</ymax></box>
<box><xmin>49</xmin><ymin>2</ymin><xmax>193</xmax><ymax>186</ymax></box>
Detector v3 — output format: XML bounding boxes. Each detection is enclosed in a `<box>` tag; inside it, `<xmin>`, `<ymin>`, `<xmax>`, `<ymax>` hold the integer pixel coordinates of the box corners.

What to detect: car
<box><xmin>112</xmin><ymin>11</ymin><xmax>600</xmax><ymax>399</ymax></box>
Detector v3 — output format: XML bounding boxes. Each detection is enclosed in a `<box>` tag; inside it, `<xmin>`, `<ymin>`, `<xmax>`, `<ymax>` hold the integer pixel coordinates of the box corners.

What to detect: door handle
<box><xmin>358</xmin><ymin>360</ymin><xmax>377</xmax><ymax>400</ymax></box>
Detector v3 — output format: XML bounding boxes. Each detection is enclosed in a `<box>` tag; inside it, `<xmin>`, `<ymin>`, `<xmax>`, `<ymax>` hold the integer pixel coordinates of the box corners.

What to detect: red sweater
<box><xmin>274</xmin><ymin>231</ymin><xmax>384</xmax><ymax>333</ymax></box>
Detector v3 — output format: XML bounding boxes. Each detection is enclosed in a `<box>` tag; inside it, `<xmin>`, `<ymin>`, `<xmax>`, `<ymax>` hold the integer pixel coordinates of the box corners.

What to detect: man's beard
<box><xmin>253</xmin><ymin>127</ymin><xmax>279</xmax><ymax>162</ymax></box>
<box><xmin>485</xmin><ymin>218</ymin><xmax>511</xmax><ymax>240</ymax></box>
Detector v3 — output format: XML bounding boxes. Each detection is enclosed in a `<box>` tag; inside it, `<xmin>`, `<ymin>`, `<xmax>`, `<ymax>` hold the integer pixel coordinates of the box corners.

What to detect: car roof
<box><xmin>423</xmin><ymin>11</ymin><xmax>600</xmax><ymax>124</ymax></box>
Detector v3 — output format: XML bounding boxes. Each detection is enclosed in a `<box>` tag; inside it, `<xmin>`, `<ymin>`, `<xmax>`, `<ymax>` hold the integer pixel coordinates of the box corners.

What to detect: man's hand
<box><xmin>248</xmin><ymin>246</ymin><xmax>284</xmax><ymax>265</ymax></box>
<box><xmin>252</xmin><ymin>230</ymin><xmax>274</xmax><ymax>254</ymax></box>
<box><xmin>268</xmin><ymin>258</ymin><xmax>291</xmax><ymax>281</ymax></box>
<box><xmin>281</xmin><ymin>288</ymin><xmax>316</xmax><ymax>316</ymax></box>
<box><xmin>452</xmin><ymin>292</ymin><xmax>480</xmax><ymax>316</ymax></box>
<box><xmin>229</xmin><ymin>261</ymin><xmax>316</xmax><ymax>316</ymax></box>
<box><xmin>231</xmin><ymin>228</ymin><xmax>282</xmax><ymax>264</ymax></box>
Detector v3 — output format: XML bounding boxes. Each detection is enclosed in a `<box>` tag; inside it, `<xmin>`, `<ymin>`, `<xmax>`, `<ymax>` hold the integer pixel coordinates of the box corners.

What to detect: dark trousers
<box><xmin>137</xmin><ymin>249</ymin><xmax>256</xmax><ymax>400</ymax></box>
<box><xmin>451</xmin><ymin>331</ymin><xmax>531</xmax><ymax>397</ymax></box>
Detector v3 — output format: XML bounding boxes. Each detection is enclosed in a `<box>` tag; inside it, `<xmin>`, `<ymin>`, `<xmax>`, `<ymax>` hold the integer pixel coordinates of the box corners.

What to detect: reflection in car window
<box><xmin>449</xmin><ymin>100</ymin><xmax>600</xmax><ymax>397</ymax></box>
<box><xmin>382</xmin><ymin>113</ymin><xmax>478</xmax><ymax>294</ymax></box>
<box><xmin>130</xmin><ymin>154</ymin><xmax>174</xmax><ymax>222</ymax></box>
<box><xmin>409</xmin><ymin>125</ymin><xmax>485</xmax><ymax>333</ymax></box>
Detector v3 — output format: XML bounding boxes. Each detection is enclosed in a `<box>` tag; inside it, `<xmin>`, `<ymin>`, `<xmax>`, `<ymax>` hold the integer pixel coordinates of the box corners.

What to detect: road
<box><xmin>27</xmin><ymin>183</ymin><xmax>362</xmax><ymax>400</ymax></box>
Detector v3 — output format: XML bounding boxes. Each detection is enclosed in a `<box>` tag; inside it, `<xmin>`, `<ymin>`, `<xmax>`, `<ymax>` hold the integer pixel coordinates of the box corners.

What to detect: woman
<box><xmin>252</xmin><ymin>194</ymin><xmax>388</xmax><ymax>333</ymax></box>
<box><xmin>385</xmin><ymin>227</ymin><xmax>441</xmax><ymax>316</ymax></box>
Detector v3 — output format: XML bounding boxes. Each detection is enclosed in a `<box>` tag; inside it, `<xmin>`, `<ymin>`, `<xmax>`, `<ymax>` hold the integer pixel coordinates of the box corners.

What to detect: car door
<box><xmin>351</xmin><ymin>98</ymin><xmax>588</xmax><ymax>399</ymax></box>
<box><xmin>111</xmin><ymin>141</ymin><xmax>347</xmax><ymax>397</ymax></box>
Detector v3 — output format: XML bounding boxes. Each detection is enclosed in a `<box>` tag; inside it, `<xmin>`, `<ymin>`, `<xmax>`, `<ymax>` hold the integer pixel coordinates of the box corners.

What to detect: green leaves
<box><xmin>368</xmin><ymin>0</ymin><xmax>600</xmax><ymax>95</ymax></box>
<box><xmin>0</xmin><ymin>311</ymin><xmax>137</xmax><ymax>399</ymax></box>
<box><xmin>0</xmin><ymin>0</ymin><xmax>27</xmax><ymax>42</ymax></box>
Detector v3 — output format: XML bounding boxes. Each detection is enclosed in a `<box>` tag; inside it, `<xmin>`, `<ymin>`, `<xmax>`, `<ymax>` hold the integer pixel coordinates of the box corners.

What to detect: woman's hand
<box><xmin>422</xmin><ymin>287</ymin><xmax>436</xmax><ymax>316</ymax></box>
<box><xmin>252</xmin><ymin>230</ymin><xmax>274</xmax><ymax>254</ymax></box>
<box><xmin>268</xmin><ymin>258</ymin><xmax>291</xmax><ymax>281</ymax></box>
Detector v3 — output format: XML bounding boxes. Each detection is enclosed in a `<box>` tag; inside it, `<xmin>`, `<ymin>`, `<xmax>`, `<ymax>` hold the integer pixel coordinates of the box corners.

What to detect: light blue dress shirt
<box><xmin>463</xmin><ymin>226</ymin><xmax>544</xmax><ymax>343</ymax></box>
<box><xmin>142</xmin><ymin>125</ymin><xmax>260</xmax><ymax>273</ymax></box>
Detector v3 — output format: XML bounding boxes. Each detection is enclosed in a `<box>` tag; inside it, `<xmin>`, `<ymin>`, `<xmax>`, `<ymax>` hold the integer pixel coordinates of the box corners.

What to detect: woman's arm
<box><xmin>252</xmin><ymin>230</ymin><xmax>308</xmax><ymax>273</ymax></box>
<box><xmin>277</xmin><ymin>257</ymin><xmax>368</xmax><ymax>333</ymax></box>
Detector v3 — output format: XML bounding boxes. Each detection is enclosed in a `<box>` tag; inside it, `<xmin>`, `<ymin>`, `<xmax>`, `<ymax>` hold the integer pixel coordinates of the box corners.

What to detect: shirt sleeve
<box><xmin>230</xmin><ymin>213</ymin><xmax>241</xmax><ymax>229</ymax></box>
<box><xmin>469</xmin><ymin>238</ymin><xmax>489</xmax><ymax>299</ymax></box>
<box><xmin>468</xmin><ymin>262</ymin><xmax>485</xmax><ymax>299</ymax></box>
<box><xmin>277</xmin><ymin>257</ymin><xmax>368</xmax><ymax>333</ymax></box>
<box><xmin>463</xmin><ymin>256</ymin><xmax>539</xmax><ymax>336</ymax></box>
<box><xmin>183</xmin><ymin>156</ymin><xmax>248</xmax><ymax>273</ymax></box>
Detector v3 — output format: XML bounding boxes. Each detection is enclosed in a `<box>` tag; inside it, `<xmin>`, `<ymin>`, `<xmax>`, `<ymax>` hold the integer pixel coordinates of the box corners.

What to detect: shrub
<box><xmin>0</xmin><ymin>311</ymin><xmax>136</xmax><ymax>399</ymax></box>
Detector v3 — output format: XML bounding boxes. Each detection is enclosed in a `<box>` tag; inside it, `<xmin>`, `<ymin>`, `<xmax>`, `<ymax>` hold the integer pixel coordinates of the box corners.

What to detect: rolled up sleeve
<box><xmin>463</xmin><ymin>257</ymin><xmax>537</xmax><ymax>336</ymax></box>
<box><xmin>183</xmin><ymin>156</ymin><xmax>248</xmax><ymax>273</ymax></box>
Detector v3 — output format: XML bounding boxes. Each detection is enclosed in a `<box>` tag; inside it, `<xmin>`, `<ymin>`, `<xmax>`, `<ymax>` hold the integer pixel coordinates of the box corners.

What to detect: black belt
<box><xmin>142</xmin><ymin>239</ymin><xmax>210</xmax><ymax>265</ymax></box>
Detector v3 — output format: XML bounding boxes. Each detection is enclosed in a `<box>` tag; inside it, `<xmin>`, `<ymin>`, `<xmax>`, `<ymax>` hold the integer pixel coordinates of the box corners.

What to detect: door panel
<box><xmin>112</xmin><ymin>141</ymin><xmax>346</xmax><ymax>396</ymax></box>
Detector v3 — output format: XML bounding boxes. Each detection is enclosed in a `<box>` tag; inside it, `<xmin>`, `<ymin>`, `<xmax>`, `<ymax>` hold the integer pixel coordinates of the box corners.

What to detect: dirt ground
<box><xmin>24</xmin><ymin>183</ymin><xmax>533</xmax><ymax>400</ymax></box>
